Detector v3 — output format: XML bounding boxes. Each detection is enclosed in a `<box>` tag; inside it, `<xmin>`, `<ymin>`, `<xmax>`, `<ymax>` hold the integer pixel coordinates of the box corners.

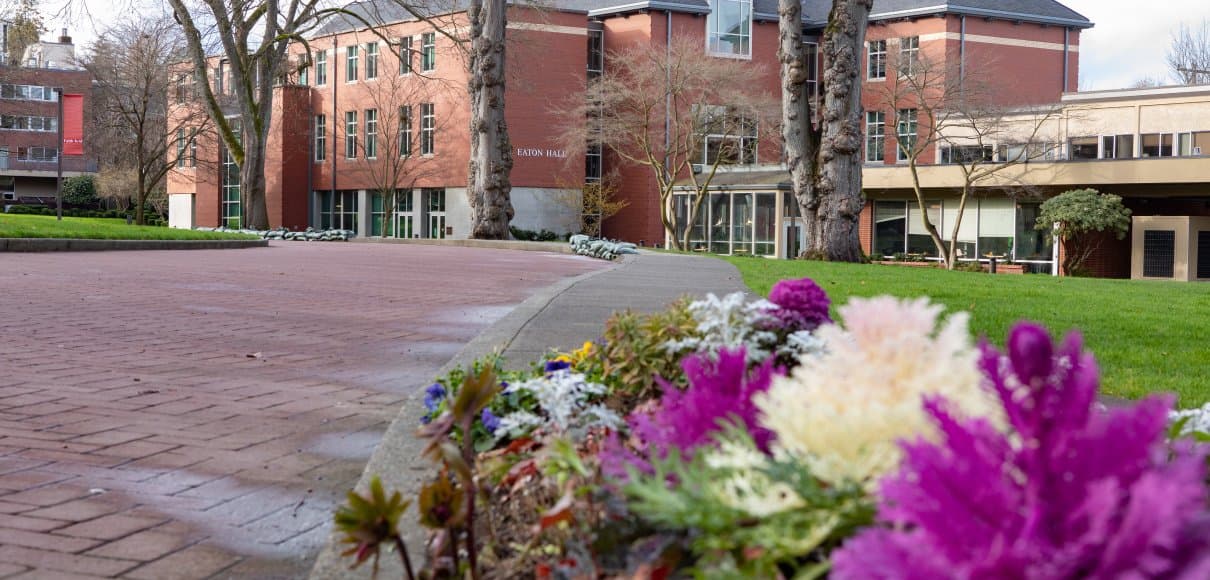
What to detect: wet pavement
<box><xmin>0</xmin><ymin>243</ymin><xmax>603</xmax><ymax>579</ymax></box>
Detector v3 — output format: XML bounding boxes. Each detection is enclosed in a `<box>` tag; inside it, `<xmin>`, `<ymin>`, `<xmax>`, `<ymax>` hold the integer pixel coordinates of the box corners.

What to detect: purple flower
<box><xmin>423</xmin><ymin>383</ymin><xmax>446</xmax><ymax>412</ymax></box>
<box><xmin>480</xmin><ymin>408</ymin><xmax>501</xmax><ymax>434</ymax></box>
<box><xmin>603</xmin><ymin>348</ymin><xmax>779</xmax><ymax>482</ymax></box>
<box><xmin>767</xmin><ymin>277</ymin><xmax>831</xmax><ymax>331</ymax></box>
<box><xmin>833</xmin><ymin>322</ymin><xmax>1210</xmax><ymax>579</ymax></box>
<box><xmin>544</xmin><ymin>359</ymin><xmax>571</xmax><ymax>373</ymax></box>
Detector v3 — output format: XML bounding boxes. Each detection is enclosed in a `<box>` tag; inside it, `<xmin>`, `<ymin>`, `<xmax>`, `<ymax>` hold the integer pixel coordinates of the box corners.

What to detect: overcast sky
<box><xmin>37</xmin><ymin>0</ymin><xmax>1210</xmax><ymax>91</ymax></box>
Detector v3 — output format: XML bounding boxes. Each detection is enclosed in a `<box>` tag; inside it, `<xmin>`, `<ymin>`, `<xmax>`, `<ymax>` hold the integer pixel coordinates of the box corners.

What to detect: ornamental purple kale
<box><xmin>602</xmin><ymin>348</ymin><xmax>778</xmax><ymax>480</ymax></box>
<box><xmin>833</xmin><ymin>322</ymin><xmax>1210</xmax><ymax>579</ymax></box>
<box><xmin>767</xmin><ymin>277</ymin><xmax>831</xmax><ymax>331</ymax></box>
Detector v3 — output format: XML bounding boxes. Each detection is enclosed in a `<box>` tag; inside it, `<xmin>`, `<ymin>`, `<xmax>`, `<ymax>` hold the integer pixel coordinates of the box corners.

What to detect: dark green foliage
<box><xmin>334</xmin><ymin>476</ymin><xmax>415</xmax><ymax>578</ymax></box>
<box><xmin>62</xmin><ymin>176</ymin><xmax>100</xmax><ymax>208</ymax></box>
<box><xmin>4</xmin><ymin>205</ymin><xmax>164</xmax><ymax>225</ymax></box>
<box><xmin>578</xmin><ymin>299</ymin><xmax>697</xmax><ymax>408</ymax></box>
<box><xmin>1036</xmin><ymin>188</ymin><xmax>1132</xmax><ymax>275</ymax></box>
<box><xmin>509</xmin><ymin>226</ymin><xmax>560</xmax><ymax>242</ymax></box>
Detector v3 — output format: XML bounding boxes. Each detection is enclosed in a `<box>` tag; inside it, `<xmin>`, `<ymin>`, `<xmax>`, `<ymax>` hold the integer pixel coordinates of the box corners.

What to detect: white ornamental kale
<box><xmin>1170</xmin><ymin>402</ymin><xmax>1210</xmax><ymax>436</ymax></box>
<box><xmin>496</xmin><ymin>369</ymin><xmax>622</xmax><ymax>437</ymax></box>
<box><xmin>666</xmin><ymin>292</ymin><xmax>825</xmax><ymax>364</ymax></box>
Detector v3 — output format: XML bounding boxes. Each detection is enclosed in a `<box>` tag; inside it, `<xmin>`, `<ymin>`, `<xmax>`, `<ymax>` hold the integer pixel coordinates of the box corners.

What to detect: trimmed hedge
<box><xmin>3</xmin><ymin>205</ymin><xmax>165</xmax><ymax>226</ymax></box>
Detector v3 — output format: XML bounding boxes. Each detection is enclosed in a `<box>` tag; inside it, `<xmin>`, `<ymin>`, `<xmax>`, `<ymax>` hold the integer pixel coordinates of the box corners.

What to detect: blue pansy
<box><xmin>480</xmin><ymin>408</ymin><xmax>501</xmax><ymax>434</ymax></box>
<box><xmin>424</xmin><ymin>383</ymin><xmax>446</xmax><ymax>412</ymax></box>
<box><xmin>544</xmin><ymin>359</ymin><xmax>571</xmax><ymax>373</ymax></box>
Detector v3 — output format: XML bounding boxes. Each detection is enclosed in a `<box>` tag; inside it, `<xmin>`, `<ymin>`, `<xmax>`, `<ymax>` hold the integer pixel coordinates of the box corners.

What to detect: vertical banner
<box><xmin>61</xmin><ymin>94</ymin><xmax>84</xmax><ymax>156</ymax></box>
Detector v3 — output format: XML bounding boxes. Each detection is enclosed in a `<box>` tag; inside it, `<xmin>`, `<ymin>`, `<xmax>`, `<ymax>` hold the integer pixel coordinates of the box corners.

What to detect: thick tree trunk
<box><xmin>812</xmin><ymin>0</ymin><xmax>871</xmax><ymax>262</ymax></box>
<box><xmin>136</xmin><ymin>172</ymin><xmax>146</xmax><ymax>225</ymax></box>
<box><xmin>241</xmin><ymin>136</ymin><xmax>270</xmax><ymax>230</ymax></box>
<box><xmin>778</xmin><ymin>0</ymin><xmax>819</xmax><ymax>256</ymax></box>
<box><xmin>467</xmin><ymin>0</ymin><xmax>514</xmax><ymax>239</ymax></box>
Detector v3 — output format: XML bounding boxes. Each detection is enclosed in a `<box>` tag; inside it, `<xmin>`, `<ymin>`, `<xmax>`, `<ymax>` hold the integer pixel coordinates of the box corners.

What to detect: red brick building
<box><xmin>168</xmin><ymin>0</ymin><xmax>1099</xmax><ymax>263</ymax></box>
<box><xmin>0</xmin><ymin>32</ymin><xmax>94</xmax><ymax>206</ymax></box>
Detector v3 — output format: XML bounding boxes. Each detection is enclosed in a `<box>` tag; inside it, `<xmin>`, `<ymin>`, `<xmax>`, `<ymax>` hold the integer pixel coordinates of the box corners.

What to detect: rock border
<box><xmin>0</xmin><ymin>238</ymin><xmax>268</xmax><ymax>252</ymax></box>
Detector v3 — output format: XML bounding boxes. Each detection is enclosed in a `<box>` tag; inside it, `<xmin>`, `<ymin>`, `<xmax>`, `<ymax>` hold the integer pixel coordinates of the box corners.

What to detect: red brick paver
<box><xmin>0</xmin><ymin>243</ymin><xmax>601</xmax><ymax>578</ymax></box>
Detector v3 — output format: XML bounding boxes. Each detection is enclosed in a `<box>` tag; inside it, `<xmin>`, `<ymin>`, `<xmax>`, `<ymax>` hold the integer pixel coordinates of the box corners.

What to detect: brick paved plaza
<box><xmin>0</xmin><ymin>243</ymin><xmax>602</xmax><ymax>579</ymax></box>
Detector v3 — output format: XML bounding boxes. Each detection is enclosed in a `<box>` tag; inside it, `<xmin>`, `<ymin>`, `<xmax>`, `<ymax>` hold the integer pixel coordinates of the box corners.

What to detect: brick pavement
<box><xmin>0</xmin><ymin>243</ymin><xmax>602</xmax><ymax>579</ymax></box>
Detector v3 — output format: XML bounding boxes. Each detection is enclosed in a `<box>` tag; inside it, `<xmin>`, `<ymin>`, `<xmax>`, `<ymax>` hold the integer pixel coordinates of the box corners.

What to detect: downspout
<box><xmin>1062</xmin><ymin>27</ymin><xmax>1069</xmax><ymax>93</ymax></box>
<box><xmin>959</xmin><ymin>15</ymin><xmax>966</xmax><ymax>83</ymax></box>
<box><xmin>331</xmin><ymin>36</ymin><xmax>338</xmax><ymax>201</ymax></box>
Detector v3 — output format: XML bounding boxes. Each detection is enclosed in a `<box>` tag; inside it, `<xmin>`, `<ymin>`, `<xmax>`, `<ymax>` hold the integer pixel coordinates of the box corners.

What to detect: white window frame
<box><xmin>315</xmin><ymin>114</ymin><xmax>326</xmax><ymax>162</ymax></box>
<box><xmin>420</xmin><ymin>103</ymin><xmax>435</xmax><ymax>155</ymax></box>
<box><xmin>421</xmin><ymin>33</ymin><xmax>436</xmax><ymax>72</ymax></box>
<box><xmin>316</xmin><ymin>50</ymin><xmax>328</xmax><ymax>85</ymax></box>
<box><xmin>705</xmin><ymin>0</ymin><xmax>753</xmax><ymax>59</ymax></box>
<box><xmin>345</xmin><ymin>111</ymin><xmax>358</xmax><ymax>159</ymax></box>
<box><xmin>365</xmin><ymin>108</ymin><xmax>378</xmax><ymax>159</ymax></box>
<box><xmin>346</xmin><ymin>45</ymin><xmax>359</xmax><ymax>82</ymax></box>
<box><xmin>896</xmin><ymin>108</ymin><xmax>918</xmax><ymax>163</ymax></box>
<box><xmin>365</xmin><ymin>42</ymin><xmax>378</xmax><ymax>79</ymax></box>
<box><xmin>867</xmin><ymin>39</ymin><xmax>887</xmax><ymax>80</ymax></box>
<box><xmin>399</xmin><ymin>105</ymin><xmax>412</xmax><ymax>157</ymax></box>
<box><xmin>866</xmin><ymin>111</ymin><xmax>885</xmax><ymax>163</ymax></box>
<box><xmin>399</xmin><ymin>37</ymin><xmax>413</xmax><ymax>75</ymax></box>
<box><xmin>899</xmin><ymin>36</ymin><xmax>920</xmax><ymax>77</ymax></box>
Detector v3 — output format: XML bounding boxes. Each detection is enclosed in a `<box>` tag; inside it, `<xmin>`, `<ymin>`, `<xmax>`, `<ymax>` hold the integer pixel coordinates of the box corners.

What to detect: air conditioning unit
<box><xmin>2</xmin><ymin>192</ymin><xmax>14</xmax><ymax>201</ymax></box>
<box><xmin>691</xmin><ymin>164</ymin><xmax>704</xmax><ymax>174</ymax></box>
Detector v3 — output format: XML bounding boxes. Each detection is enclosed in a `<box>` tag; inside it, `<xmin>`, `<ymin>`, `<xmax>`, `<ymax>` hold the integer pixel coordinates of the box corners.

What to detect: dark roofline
<box><xmin>870</xmin><ymin>4</ymin><xmax>1093</xmax><ymax>29</ymax></box>
<box><xmin>587</xmin><ymin>1</ymin><xmax>711</xmax><ymax>18</ymax></box>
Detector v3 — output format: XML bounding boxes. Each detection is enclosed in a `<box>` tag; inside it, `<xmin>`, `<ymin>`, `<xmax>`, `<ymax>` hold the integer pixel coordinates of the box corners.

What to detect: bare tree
<box><xmin>1168</xmin><ymin>19</ymin><xmax>1210</xmax><ymax>85</ymax></box>
<box><xmin>3</xmin><ymin>0</ymin><xmax>42</xmax><ymax>65</ymax></box>
<box><xmin>877</xmin><ymin>51</ymin><xmax>1062</xmax><ymax>269</ymax></box>
<box><xmin>555</xmin><ymin>37</ymin><xmax>775</xmax><ymax>250</ymax></box>
<box><xmin>165</xmin><ymin>0</ymin><xmax>327</xmax><ymax>230</ymax></box>
<box><xmin>778</xmin><ymin>0</ymin><xmax>871</xmax><ymax>261</ymax></box>
<box><xmin>84</xmin><ymin>16</ymin><xmax>213</xmax><ymax>224</ymax></box>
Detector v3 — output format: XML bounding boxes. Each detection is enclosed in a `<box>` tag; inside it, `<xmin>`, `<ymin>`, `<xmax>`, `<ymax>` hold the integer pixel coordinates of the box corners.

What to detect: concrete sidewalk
<box><xmin>309</xmin><ymin>251</ymin><xmax>752</xmax><ymax>579</ymax></box>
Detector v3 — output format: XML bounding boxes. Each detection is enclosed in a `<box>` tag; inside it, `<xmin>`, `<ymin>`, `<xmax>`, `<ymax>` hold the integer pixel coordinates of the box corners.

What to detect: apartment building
<box><xmin>0</xmin><ymin>31</ymin><xmax>92</xmax><ymax>205</ymax></box>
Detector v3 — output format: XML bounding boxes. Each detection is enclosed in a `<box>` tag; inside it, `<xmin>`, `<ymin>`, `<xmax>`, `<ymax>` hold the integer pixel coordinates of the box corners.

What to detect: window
<box><xmin>345</xmin><ymin>111</ymin><xmax>358</xmax><ymax>159</ymax></box>
<box><xmin>706</xmin><ymin>0</ymin><xmax>752</xmax><ymax>57</ymax></box>
<box><xmin>896</xmin><ymin>109</ymin><xmax>917</xmax><ymax>162</ymax></box>
<box><xmin>399</xmin><ymin>105</ymin><xmax>412</xmax><ymax>157</ymax></box>
<box><xmin>372</xmin><ymin>190</ymin><xmax>413</xmax><ymax>238</ymax></box>
<box><xmin>189</xmin><ymin>135</ymin><xmax>196</xmax><ymax>167</ymax></box>
<box><xmin>319</xmin><ymin>190</ymin><xmax>359</xmax><ymax>232</ymax></box>
<box><xmin>364</xmin><ymin>108</ymin><xmax>378</xmax><ymax>158</ymax></box>
<box><xmin>399</xmin><ymin>37</ymin><xmax>413</xmax><ymax>75</ymax></box>
<box><xmin>978</xmin><ymin>198</ymin><xmax>1015</xmax><ymax>257</ymax></box>
<box><xmin>316</xmin><ymin>50</ymin><xmax>328</xmax><ymax>85</ymax></box>
<box><xmin>1070</xmin><ymin>136</ymin><xmax>1098</xmax><ymax>159</ymax></box>
<box><xmin>315</xmin><ymin>115</ymin><xmax>326</xmax><ymax>161</ymax></box>
<box><xmin>0</xmin><ymin>115</ymin><xmax>56</xmax><ymax>131</ymax></box>
<box><xmin>865</xmin><ymin>111</ymin><xmax>885</xmax><ymax>163</ymax></box>
<box><xmin>940</xmin><ymin>145</ymin><xmax>993</xmax><ymax>164</ymax></box>
<box><xmin>587</xmin><ymin>28</ymin><xmax>604</xmax><ymax>79</ymax></box>
<box><xmin>1015</xmin><ymin>202</ymin><xmax>1052</xmax><ymax>263</ymax></box>
<box><xmin>899</xmin><ymin>36</ymin><xmax>919</xmax><ymax>76</ymax></box>
<box><xmin>1101</xmin><ymin>134</ymin><xmax>1134</xmax><ymax>159</ymax></box>
<box><xmin>805</xmin><ymin>41</ymin><xmax>819</xmax><ymax>107</ymax></box>
<box><xmin>874</xmin><ymin>201</ymin><xmax>907</xmax><ymax>257</ymax></box>
<box><xmin>299</xmin><ymin>61</ymin><xmax>309</xmax><ymax>85</ymax></box>
<box><xmin>216</xmin><ymin>61</ymin><xmax>225</xmax><ymax>94</ymax></box>
<box><xmin>1141</xmin><ymin>133</ymin><xmax>1174</xmax><ymax>157</ymax></box>
<box><xmin>0</xmin><ymin>84</ymin><xmax>58</xmax><ymax>101</ymax></box>
<box><xmin>176</xmin><ymin>128</ymin><xmax>186</xmax><ymax>168</ymax></box>
<box><xmin>420</xmin><ymin>103</ymin><xmax>435</xmax><ymax>155</ymax></box>
<box><xmin>907</xmin><ymin>201</ymin><xmax>941</xmax><ymax>256</ymax></box>
<box><xmin>425</xmin><ymin>188</ymin><xmax>446</xmax><ymax>238</ymax></box>
<box><xmin>1177</xmin><ymin>131</ymin><xmax>1210</xmax><ymax>156</ymax></box>
<box><xmin>16</xmin><ymin>146</ymin><xmax>57</xmax><ymax>161</ymax></box>
<box><xmin>365</xmin><ymin>42</ymin><xmax>378</xmax><ymax>79</ymax></box>
<box><xmin>221</xmin><ymin>119</ymin><xmax>242</xmax><ymax>228</ymax></box>
<box><xmin>421</xmin><ymin>33</ymin><xmax>436</xmax><ymax>71</ymax></box>
<box><xmin>867</xmin><ymin>39</ymin><xmax>887</xmax><ymax>80</ymax></box>
<box><xmin>586</xmin><ymin>143</ymin><xmax>602</xmax><ymax>181</ymax></box>
<box><xmin>174</xmin><ymin>75</ymin><xmax>192</xmax><ymax>103</ymax></box>
<box><xmin>700</xmin><ymin>106</ymin><xmax>757</xmax><ymax>165</ymax></box>
<box><xmin>346</xmin><ymin>45</ymin><xmax>359</xmax><ymax>82</ymax></box>
<box><xmin>998</xmin><ymin>142</ymin><xmax>1055</xmax><ymax>163</ymax></box>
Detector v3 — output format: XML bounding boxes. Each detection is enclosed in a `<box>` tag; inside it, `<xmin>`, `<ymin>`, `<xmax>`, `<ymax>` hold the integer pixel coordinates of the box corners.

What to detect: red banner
<box><xmin>62</xmin><ymin>93</ymin><xmax>84</xmax><ymax>156</ymax></box>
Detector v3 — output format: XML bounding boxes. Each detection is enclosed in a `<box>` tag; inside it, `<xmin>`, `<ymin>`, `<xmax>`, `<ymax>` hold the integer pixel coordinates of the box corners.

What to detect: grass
<box><xmin>725</xmin><ymin>257</ymin><xmax>1210</xmax><ymax>408</ymax></box>
<box><xmin>0</xmin><ymin>214</ymin><xmax>259</xmax><ymax>241</ymax></box>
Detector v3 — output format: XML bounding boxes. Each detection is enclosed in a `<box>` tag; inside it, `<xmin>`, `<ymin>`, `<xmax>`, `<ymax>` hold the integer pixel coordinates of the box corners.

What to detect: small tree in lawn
<box><xmin>555</xmin><ymin>36</ymin><xmax>775</xmax><ymax>250</ymax></box>
<box><xmin>1036</xmin><ymin>189</ymin><xmax>1131</xmax><ymax>276</ymax></box>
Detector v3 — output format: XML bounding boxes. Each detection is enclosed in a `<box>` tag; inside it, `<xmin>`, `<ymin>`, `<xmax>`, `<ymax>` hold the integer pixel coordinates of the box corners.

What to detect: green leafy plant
<box><xmin>580</xmin><ymin>298</ymin><xmax>697</xmax><ymax>408</ymax></box>
<box><xmin>1036</xmin><ymin>188</ymin><xmax>1131</xmax><ymax>276</ymax></box>
<box><xmin>62</xmin><ymin>176</ymin><xmax>100</xmax><ymax>208</ymax></box>
<box><xmin>334</xmin><ymin>476</ymin><xmax>415</xmax><ymax>579</ymax></box>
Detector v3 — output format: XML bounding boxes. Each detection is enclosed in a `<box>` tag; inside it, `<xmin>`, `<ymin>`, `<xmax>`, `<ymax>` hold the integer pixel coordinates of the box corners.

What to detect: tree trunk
<box><xmin>136</xmin><ymin>172</ymin><xmax>146</xmax><ymax>225</ymax></box>
<box><xmin>241</xmin><ymin>139</ymin><xmax>270</xmax><ymax>230</ymax></box>
<box><xmin>778</xmin><ymin>0</ymin><xmax>820</xmax><ymax>256</ymax></box>
<box><xmin>812</xmin><ymin>0</ymin><xmax>871</xmax><ymax>262</ymax></box>
<box><xmin>466</xmin><ymin>0</ymin><xmax>514</xmax><ymax>239</ymax></box>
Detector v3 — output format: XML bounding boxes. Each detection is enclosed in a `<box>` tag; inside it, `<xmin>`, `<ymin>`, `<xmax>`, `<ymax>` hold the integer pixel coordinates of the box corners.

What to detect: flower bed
<box><xmin>335</xmin><ymin>278</ymin><xmax>1210</xmax><ymax>579</ymax></box>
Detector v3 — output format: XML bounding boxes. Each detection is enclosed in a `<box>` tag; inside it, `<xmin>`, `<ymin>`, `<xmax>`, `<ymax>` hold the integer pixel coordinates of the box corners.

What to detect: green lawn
<box><xmin>0</xmin><ymin>214</ymin><xmax>259</xmax><ymax>240</ymax></box>
<box><xmin>726</xmin><ymin>257</ymin><xmax>1210</xmax><ymax>408</ymax></box>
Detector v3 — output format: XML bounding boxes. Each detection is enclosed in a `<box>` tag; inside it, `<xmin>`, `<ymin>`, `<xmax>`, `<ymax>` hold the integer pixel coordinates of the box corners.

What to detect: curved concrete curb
<box><xmin>0</xmin><ymin>238</ymin><xmax>268</xmax><ymax>252</ymax></box>
<box><xmin>352</xmin><ymin>237</ymin><xmax>573</xmax><ymax>254</ymax></box>
<box><xmin>308</xmin><ymin>257</ymin><xmax>625</xmax><ymax>580</ymax></box>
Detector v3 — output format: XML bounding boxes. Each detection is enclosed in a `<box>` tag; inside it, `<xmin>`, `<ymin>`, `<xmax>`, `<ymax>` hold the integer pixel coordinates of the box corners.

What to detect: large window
<box><xmin>365</xmin><ymin>109</ymin><xmax>378</xmax><ymax>158</ymax></box>
<box><xmin>316</xmin><ymin>50</ymin><xmax>327</xmax><ymax>85</ymax></box>
<box><xmin>425</xmin><ymin>188</ymin><xmax>446</xmax><ymax>238</ymax></box>
<box><xmin>372</xmin><ymin>189</ymin><xmax>413</xmax><ymax>238</ymax></box>
<box><xmin>700</xmin><ymin>105</ymin><xmax>757</xmax><ymax>165</ymax></box>
<box><xmin>865</xmin><ymin>111</ymin><xmax>885</xmax><ymax>163</ymax></box>
<box><xmin>1177</xmin><ymin>131</ymin><xmax>1210</xmax><ymax>156</ymax></box>
<box><xmin>319</xmin><ymin>190</ymin><xmax>359</xmax><ymax>231</ymax></box>
<box><xmin>345</xmin><ymin>45</ymin><xmax>359</xmax><ymax>82</ymax></box>
<box><xmin>706</xmin><ymin>0</ymin><xmax>752</xmax><ymax>57</ymax></box>
<box><xmin>345</xmin><ymin>111</ymin><xmax>358</xmax><ymax>159</ymax></box>
<box><xmin>399</xmin><ymin>105</ymin><xmax>412</xmax><ymax>157</ymax></box>
<box><xmin>899</xmin><ymin>36</ymin><xmax>919</xmax><ymax>76</ymax></box>
<box><xmin>1141</xmin><ymin>133</ymin><xmax>1174</xmax><ymax>157</ymax></box>
<box><xmin>1101</xmin><ymin>134</ymin><xmax>1134</xmax><ymax>159</ymax></box>
<box><xmin>907</xmin><ymin>201</ymin><xmax>941</xmax><ymax>256</ymax></box>
<box><xmin>873</xmin><ymin>201</ymin><xmax>907</xmax><ymax>257</ymax></box>
<box><xmin>896</xmin><ymin>108</ymin><xmax>917</xmax><ymax>162</ymax></box>
<box><xmin>421</xmin><ymin>33</ymin><xmax>436</xmax><ymax>71</ymax></box>
<box><xmin>0</xmin><ymin>83</ymin><xmax>59</xmax><ymax>102</ymax></box>
<box><xmin>365</xmin><ymin>42</ymin><xmax>378</xmax><ymax>79</ymax></box>
<box><xmin>315</xmin><ymin>115</ymin><xmax>326</xmax><ymax>161</ymax></box>
<box><xmin>1069</xmin><ymin>136</ymin><xmax>1098</xmax><ymax>159</ymax></box>
<box><xmin>399</xmin><ymin>37</ymin><xmax>413</xmax><ymax>75</ymax></box>
<box><xmin>0</xmin><ymin>115</ymin><xmax>57</xmax><ymax>131</ymax></box>
<box><xmin>587</xmin><ymin>29</ymin><xmax>604</xmax><ymax>79</ymax></box>
<box><xmin>867</xmin><ymin>39</ymin><xmax>887</xmax><ymax>80</ymax></box>
<box><xmin>1015</xmin><ymin>202</ymin><xmax>1053</xmax><ymax>263</ymax></box>
<box><xmin>674</xmin><ymin>191</ymin><xmax>776</xmax><ymax>255</ymax></box>
<box><xmin>420</xmin><ymin>103</ymin><xmax>435</xmax><ymax>155</ymax></box>
<box><xmin>176</xmin><ymin>128</ymin><xmax>187</xmax><ymax>168</ymax></box>
<box><xmin>221</xmin><ymin>119</ymin><xmax>242</xmax><ymax>229</ymax></box>
<box><xmin>940</xmin><ymin>145</ymin><xmax>993</xmax><ymax>164</ymax></box>
<box><xmin>978</xmin><ymin>198</ymin><xmax>1015</xmax><ymax>257</ymax></box>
